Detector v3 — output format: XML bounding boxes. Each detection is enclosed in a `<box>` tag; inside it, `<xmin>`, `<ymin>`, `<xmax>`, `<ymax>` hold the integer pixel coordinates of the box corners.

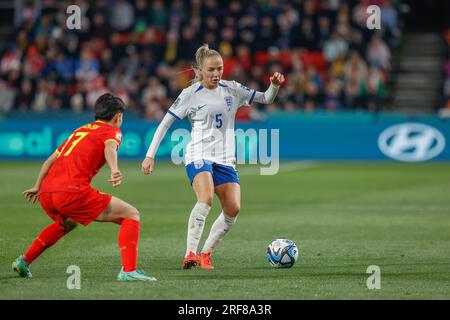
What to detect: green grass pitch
<box><xmin>0</xmin><ymin>161</ymin><xmax>449</xmax><ymax>299</ymax></box>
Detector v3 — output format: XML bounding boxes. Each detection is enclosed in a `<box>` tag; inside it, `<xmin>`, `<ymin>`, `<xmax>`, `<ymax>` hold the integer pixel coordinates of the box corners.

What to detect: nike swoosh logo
<box><xmin>197</xmin><ymin>104</ymin><xmax>206</xmax><ymax>110</ymax></box>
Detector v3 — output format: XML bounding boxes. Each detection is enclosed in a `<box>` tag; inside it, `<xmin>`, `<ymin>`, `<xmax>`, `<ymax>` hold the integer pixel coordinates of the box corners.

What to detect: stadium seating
<box><xmin>0</xmin><ymin>0</ymin><xmax>403</xmax><ymax>119</ymax></box>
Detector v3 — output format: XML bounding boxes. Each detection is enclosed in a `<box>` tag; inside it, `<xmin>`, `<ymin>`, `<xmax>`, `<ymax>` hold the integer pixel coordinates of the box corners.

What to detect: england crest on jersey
<box><xmin>224</xmin><ymin>96</ymin><xmax>233</xmax><ymax>112</ymax></box>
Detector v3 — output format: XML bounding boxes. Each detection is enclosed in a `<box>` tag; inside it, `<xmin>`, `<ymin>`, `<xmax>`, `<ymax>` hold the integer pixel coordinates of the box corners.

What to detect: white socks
<box><xmin>186</xmin><ymin>202</ymin><xmax>211</xmax><ymax>257</ymax></box>
<box><xmin>201</xmin><ymin>211</ymin><xmax>237</xmax><ymax>254</ymax></box>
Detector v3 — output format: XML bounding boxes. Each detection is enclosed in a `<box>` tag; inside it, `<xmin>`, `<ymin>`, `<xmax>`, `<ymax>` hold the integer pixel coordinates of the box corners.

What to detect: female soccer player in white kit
<box><xmin>142</xmin><ymin>44</ymin><xmax>285</xmax><ymax>269</ymax></box>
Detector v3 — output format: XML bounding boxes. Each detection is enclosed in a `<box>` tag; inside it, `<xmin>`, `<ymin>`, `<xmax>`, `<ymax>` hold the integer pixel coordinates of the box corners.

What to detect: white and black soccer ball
<box><xmin>266</xmin><ymin>238</ymin><xmax>299</xmax><ymax>268</ymax></box>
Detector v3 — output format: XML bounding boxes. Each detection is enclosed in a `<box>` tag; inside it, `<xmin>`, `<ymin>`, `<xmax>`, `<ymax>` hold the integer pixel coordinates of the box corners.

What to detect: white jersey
<box><xmin>168</xmin><ymin>80</ymin><xmax>256</xmax><ymax>167</ymax></box>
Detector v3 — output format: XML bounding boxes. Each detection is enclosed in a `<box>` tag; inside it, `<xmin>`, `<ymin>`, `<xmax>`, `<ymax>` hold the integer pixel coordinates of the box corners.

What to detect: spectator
<box><xmin>142</xmin><ymin>76</ymin><xmax>167</xmax><ymax>108</ymax></box>
<box><xmin>336</xmin><ymin>10</ymin><xmax>352</xmax><ymax>42</ymax></box>
<box><xmin>134</xmin><ymin>0</ymin><xmax>150</xmax><ymax>33</ymax></box>
<box><xmin>352</xmin><ymin>0</ymin><xmax>371</xmax><ymax>29</ymax></box>
<box><xmin>122</xmin><ymin>45</ymin><xmax>140</xmax><ymax>86</ymax></box>
<box><xmin>293</xmin><ymin>18</ymin><xmax>315</xmax><ymax>50</ymax></box>
<box><xmin>0</xmin><ymin>79</ymin><xmax>16</xmax><ymax>114</ymax></box>
<box><xmin>23</xmin><ymin>45</ymin><xmax>46</xmax><ymax>79</ymax></box>
<box><xmin>178</xmin><ymin>26</ymin><xmax>201</xmax><ymax>62</ymax></box>
<box><xmin>381</xmin><ymin>0</ymin><xmax>400</xmax><ymax>37</ymax></box>
<box><xmin>317</xmin><ymin>16</ymin><xmax>332</xmax><ymax>49</ymax></box>
<box><xmin>51</xmin><ymin>52</ymin><xmax>74</xmax><ymax>81</ymax></box>
<box><xmin>99</xmin><ymin>48</ymin><xmax>114</xmax><ymax>76</ymax></box>
<box><xmin>441</xmin><ymin>55</ymin><xmax>450</xmax><ymax>116</ymax></box>
<box><xmin>19</xmin><ymin>1</ymin><xmax>38</xmax><ymax>25</ymax></box>
<box><xmin>330</xmin><ymin>52</ymin><xmax>346</xmax><ymax>78</ymax></box>
<box><xmin>75</xmin><ymin>48</ymin><xmax>99</xmax><ymax>83</ymax></box>
<box><xmin>323</xmin><ymin>31</ymin><xmax>349</xmax><ymax>62</ymax></box>
<box><xmin>367</xmin><ymin>34</ymin><xmax>391</xmax><ymax>71</ymax></box>
<box><xmin>32</xmin><ymin>79</ymin><xmax>51</xmax><ymax>112</ymax></box>
<box><xmin>257</xmin><ymin>16</ymin><xmax>279</xmax><ymax>51</ymax></box>
<box><xmin>0</xmin><ymin>0</ymin><xmax>403</xmax><ymax>116</ymax></box>
<box><xmin>345</xmin><ymin>50</ymin><xmax>368</xmax><ymax>84</ymax></box>
<box><xmin>70</xmin><ymin>93</ymin><xmax>84</xmax><ymax>113</ymax></box>
<box><xmin>344</xmin><ymin>71</ymin><xmax>364</xmax><ymax>110</ymax></box>
<box><xmin>169</xmin><ymin>0</ymin><xmax>187</xmax><ymax>30</ymax></box>
<box><xmin>366</xmin><ymin>66</ymin><xmax>385</xmax><ymax>112</ymax></box>
<box><xmin>324</xmin><ymin>74</ymin><xmax>344</xmax><ymax>112</ymax></box>
<box><xmin>145</xmin><ymin>99</ymin><xmax>164</xmax><ymax>120</ymax></box>
<box><xmin>150</xmin><ymin>0</ymin><xmax>169</xmax><ymax>29</ymax></box>
<box><xmin>164</xmin><ymin>30</ymin><xmax>180</xmax><ymax>64</ymax></box>
<box><xmin>235</xmin><ymin>45</ymin><xmax>252</xmax><ymax>73</ymax></box>
<box><xmin>15</xmin><ymin>79</ymin><xmax>34</xmax><ymax>111</ymax></box>
<box><xmin>86</xmin><ymin>76</ymin><xmax>108</xmax><ymax>109</ymax></box>
<box><xmin>127</xmin><ymin>79</ymin><xmax>142</xmax><ymax>111</ymax></box>
<box><xmin>1</xmin><ymin>50</ymin><xmax>21</xmax><ymax>76</ymax></box>
<box><xmin>303</xmin><ymin>65</ymin><xmax>323</xmax><ymax>111</ymax></box>
<box><xmin>110</xmin><ymin>0</ymin><xmax>135</xmax><ymax>31</ymax></box>
<box><xmin>91</xmin><ymin>12</ymin><xmax>110</xmax><ymax>39</ymax></box>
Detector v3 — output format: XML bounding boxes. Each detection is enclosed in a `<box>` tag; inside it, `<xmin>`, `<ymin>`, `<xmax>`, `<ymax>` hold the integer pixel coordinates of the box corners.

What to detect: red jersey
<box><xmin>40</xmin><ymin>121</ymin><xmax>122</xmax><ymax>193</ymax></box>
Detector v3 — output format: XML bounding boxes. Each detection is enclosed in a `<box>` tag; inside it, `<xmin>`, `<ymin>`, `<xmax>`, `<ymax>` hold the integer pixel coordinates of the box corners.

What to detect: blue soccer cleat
<box><xmin>117</xmin><ymin>267</ymin><xmax>157</xmax><ymax>282</ymax></box>
<box><xmin>12</xmin><ymin>256</ymin><xmax>32</xmax><ymax>278</ymax></box>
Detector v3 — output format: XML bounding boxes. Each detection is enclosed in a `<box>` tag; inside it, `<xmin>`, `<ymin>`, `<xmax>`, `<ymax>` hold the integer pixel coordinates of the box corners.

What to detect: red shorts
<box><xmin>39</xmin><ymin>187</ymin><xmax>112</xmax><ymax>226</ymax></box>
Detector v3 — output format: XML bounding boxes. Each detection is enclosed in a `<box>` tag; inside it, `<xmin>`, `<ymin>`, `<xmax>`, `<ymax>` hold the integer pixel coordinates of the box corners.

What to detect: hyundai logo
<box><xmin>378</xmin><ymin>123</ymin><xmax>446</xmax><ymax>162</ymax></box>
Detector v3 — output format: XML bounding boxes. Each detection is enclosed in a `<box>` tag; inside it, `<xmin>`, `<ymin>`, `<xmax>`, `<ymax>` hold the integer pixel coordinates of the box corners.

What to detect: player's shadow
<box><xmin>171</xmin><ymin>267</ymin><xmax>303</xmax><ymax>280</ymax></box>
<box><xmin>0</xmin><ymin>274</ymin><xmax>24</xmax><ymax>280</ymax></box>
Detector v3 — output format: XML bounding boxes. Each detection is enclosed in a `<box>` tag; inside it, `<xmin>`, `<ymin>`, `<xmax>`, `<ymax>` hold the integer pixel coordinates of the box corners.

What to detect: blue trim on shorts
<box><xmin>185</xmin><ymin>160</ymin><xmax>240</xmax><ymax>186</ymax></box>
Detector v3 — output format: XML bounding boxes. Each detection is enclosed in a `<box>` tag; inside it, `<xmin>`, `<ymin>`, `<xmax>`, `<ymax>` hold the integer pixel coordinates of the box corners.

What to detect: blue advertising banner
<box><xmin>1</xmin><ymin>112</ymin><xmax>449</xmax><ymax>162</ymax></box>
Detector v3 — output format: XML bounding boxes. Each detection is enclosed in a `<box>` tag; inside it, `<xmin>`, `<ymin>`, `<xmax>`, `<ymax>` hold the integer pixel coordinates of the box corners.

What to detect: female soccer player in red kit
<box><xmin>13</xmin><ymin>93</ymin><xmax>156</xmax><ymax>282</ymax></box>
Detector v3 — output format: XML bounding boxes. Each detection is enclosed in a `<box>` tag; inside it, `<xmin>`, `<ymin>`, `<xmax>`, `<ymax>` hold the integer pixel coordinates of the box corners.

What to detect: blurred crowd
<box><xmin>0</xmin><ymin>0</ymin><xmax>403</xmax><ymax>119</ymax></box>
<box><xmin>443</xmin><ymin>29</ymin><xmax>450</xmax><ymax>114</ymax></box>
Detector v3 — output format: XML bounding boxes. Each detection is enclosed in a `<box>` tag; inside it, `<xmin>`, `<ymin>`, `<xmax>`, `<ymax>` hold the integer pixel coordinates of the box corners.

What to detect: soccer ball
<box><xmin>266</xmin><ymin>238</ymin><xmax>299</xmax><ymax>268</ymax></box>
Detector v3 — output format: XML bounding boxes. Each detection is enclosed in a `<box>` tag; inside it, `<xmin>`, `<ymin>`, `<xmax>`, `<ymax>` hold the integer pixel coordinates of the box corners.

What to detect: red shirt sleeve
<box><xmin>103</xmin><ymin>128</ymin><xmax>122</xmax><ymax>149</ymax></box>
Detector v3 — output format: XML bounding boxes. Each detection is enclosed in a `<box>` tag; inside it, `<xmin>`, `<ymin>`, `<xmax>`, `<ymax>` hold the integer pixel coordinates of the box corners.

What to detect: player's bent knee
<box><xmin>127</xmin><ymin>207</ymin><xmax>140</xmax><ymax>222</ymax></box>
<box><xmin>198</xmin><ymin>196</ymin><xmax>214</xmax><ymax>207</ymax></box>
<box><xmin>226</xmin><ymin>204</ymin><xmax>240</xmax><ymax>217</ymax></box>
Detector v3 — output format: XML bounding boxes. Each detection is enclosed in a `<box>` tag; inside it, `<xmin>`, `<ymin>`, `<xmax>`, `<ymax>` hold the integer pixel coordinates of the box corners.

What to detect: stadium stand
<box><xmin>0</xmin><ymin>0</ymin><xmax>405</xmax><ymax>119</ymax></box>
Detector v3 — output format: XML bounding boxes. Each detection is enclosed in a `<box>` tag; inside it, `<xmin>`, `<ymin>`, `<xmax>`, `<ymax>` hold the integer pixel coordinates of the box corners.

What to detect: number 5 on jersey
<box><xmin>58</xmin><ymin>132</ymin><xmax>89</xmax><ymax>157</ymax></box>
<box><xmin>215</xmin><ymin>113</ymin><xmax>223</xmax><ymax>128</ymax></box>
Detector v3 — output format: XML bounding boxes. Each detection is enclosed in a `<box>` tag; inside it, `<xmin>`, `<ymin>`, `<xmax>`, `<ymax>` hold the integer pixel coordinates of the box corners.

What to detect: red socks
<box><xmin>23</xmin><ymin>218</ymin><xmax>140</xmax><ymax>272</ymax></box>
<box><xmin>23</xmin><ymin>222</ymin><xmax>67</xmax><ymax>264</ymax></box>
<box><xmin>118</xmin><ymin>218</ymin><xmax>140</xmax><ymax>272</ymax></box>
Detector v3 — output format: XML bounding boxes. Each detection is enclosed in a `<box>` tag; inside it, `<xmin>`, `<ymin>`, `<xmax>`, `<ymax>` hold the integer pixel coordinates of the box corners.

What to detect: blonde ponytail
<box><xmin>191</xmin><ymin>44</ymin><xmax>221</xmax><ymax>84</ymax></box>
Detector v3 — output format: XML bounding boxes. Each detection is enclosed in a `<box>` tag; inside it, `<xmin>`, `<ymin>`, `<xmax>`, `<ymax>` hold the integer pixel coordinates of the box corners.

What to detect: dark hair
<box><xmin>94</xmin><ymin>93</ymin><xmax>125</xmax><ymax>120</ymax></box>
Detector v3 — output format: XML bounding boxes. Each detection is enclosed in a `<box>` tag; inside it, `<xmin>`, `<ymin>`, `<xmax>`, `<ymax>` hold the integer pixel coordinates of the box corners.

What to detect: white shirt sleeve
<box><xmin>167</xmin><ymin>89</ymin><xmax>191</xmax><ymax>120</ymax></box>
<box><xmin>145</xmin><ymin>112</ymin><xmax>176</xmax><ymax>158</ymax></box>
<box><xmin>252</xmin><ymin>82</ymin><xmax>280</xmax><ymax>104</ymax></box>
<box><xmin>230</xmin><ymin>80</ymin><xmax>257</xmax><ymax>106</ymax></box>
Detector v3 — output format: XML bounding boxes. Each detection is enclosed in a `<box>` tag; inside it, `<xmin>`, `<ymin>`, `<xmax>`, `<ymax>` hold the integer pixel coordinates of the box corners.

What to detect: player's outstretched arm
<box><xmin>252</xmin><ymin>72</ymin><xmax>285</xmax><ymax>104</ymax></box>
<box><xmin>22</xmin><ymin>151</ymin><xmax>59</xmax><ymax>203</ymax></box>
<box><xmin>141</xmin><ymin>113</ymin><xmax>176</xmax><ymax>175</ymax></box>
<box><xmin>105</xmin><ymin>140</ymin><xmax>122</xmax><ymax>187</ymax></box>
